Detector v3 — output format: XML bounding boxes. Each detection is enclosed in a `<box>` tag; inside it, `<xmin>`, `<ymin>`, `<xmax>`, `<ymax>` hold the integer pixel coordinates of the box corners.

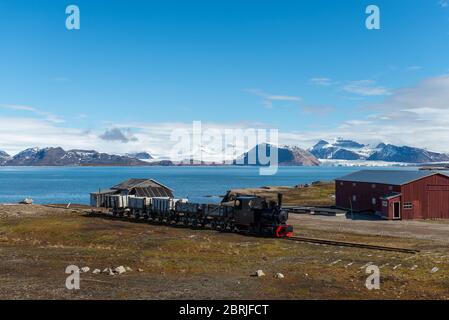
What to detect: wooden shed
<box><xmin>335</xmin><ymin>170</ymin><xmax>449</xmax><ymax>220</ymax></box>
<box><xmin>90</xmin><ymin>178</ymin><xmax>173</xmax><ymax>207</ymax></box>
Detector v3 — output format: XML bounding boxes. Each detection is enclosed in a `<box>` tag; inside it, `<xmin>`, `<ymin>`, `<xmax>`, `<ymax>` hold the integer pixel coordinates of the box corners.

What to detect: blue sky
<box><xmin>1</xmin><ymin>0</ymin><xmax>449</xmax><ymax>156</ymax></box>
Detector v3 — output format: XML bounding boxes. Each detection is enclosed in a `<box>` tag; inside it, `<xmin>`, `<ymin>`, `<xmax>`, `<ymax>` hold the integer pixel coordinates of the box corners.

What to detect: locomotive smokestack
<box><xmin>277</xmin><ymin>193</ymin><xmax>283</xmax><ymax>207</ymax></box>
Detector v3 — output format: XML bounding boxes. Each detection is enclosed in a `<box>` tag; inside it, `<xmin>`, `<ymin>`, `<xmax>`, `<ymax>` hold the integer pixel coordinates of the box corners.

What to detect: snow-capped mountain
<box><xmin>125</xmin><ymin>152</ymin><xmax>153</xmax><ymax>160</ymax></box>
<box><xmin>309</xmin><ymin>139</ymin><xmax>373</xmax><ymax>160</ymax></box>
<box><xmin>3</xmin><ymin>147</ymin><xmax>151</xmax><ymax>166</ymax></box>
<box><xmin>309</xmin><ymin>138</ymin><xmax>449</xmax><ymax>163</ymax></box>
<box><xmin>236</xmin><ymin>144</ymin><xmax>320</xmax><ymax>166</ymax></box>
<box><xmin>0</xmin><ymin>150</ymin><xmax>11</xmax><ymax>165</ymax></box>
<box><xmin>367</xmin><ymin>145</ymin><xmax>449</xmax><ymax>163</ymax></box>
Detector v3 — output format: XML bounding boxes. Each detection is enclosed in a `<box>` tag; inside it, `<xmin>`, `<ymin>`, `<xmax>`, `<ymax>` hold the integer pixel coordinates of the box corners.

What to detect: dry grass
<box><xmin>0</xmin><ymin>204</ymin><xmax>448</xmax><ymax>299</ymax></box>
<box><xmin>226</xmin><ymin>181</ymin><xmax>336</xmax><ymax>206</ymax></box>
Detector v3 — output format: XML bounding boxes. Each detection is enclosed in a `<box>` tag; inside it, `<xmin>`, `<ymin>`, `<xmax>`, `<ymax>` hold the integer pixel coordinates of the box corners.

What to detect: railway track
<box><xmin>286</xmin><ymin>235</ymin><xmax>420</xmax><ymax>254</ymax></box>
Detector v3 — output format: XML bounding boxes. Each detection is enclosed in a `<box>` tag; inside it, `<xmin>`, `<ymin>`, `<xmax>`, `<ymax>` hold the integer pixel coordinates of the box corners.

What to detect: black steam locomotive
<box><xmin>94</xmin><ymin>192</ymin><xmax>293</xmax><ymax>238</ymax></box>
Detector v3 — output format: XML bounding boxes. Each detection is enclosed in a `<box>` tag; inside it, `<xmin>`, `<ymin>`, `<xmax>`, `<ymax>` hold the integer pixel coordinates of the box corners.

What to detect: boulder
<box><xmin>125</xmin><ymin>266</ymin><xmax>133</xmax><ymax>272</ymax></box>
<box><xmin>275</xmin><ymin>273</ymin><xmax>285</xmax><ymax>279</ymax></box>
<box><xmin>92</xmin><ymin>269</ymin><xmax>101</xmax><ymax>274</ymax></box>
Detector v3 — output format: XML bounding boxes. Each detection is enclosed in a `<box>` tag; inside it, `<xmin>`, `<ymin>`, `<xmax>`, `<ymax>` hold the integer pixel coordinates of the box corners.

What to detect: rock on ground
<box><xmin>253</xmin><ymin>270</ymin><xmax>265</xmax><ymax>277</ymax></box>
<box><xmin>114</xmin><ymin>266</ymin><xmax>127</xmax><ymax>275</ymax></box>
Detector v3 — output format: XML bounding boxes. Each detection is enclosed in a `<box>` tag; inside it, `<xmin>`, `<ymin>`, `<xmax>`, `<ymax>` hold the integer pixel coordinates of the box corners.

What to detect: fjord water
<box><xmin>0</xmin><ymin>166</ymin><xmax>414</xmax><ymax>205</ymax></box>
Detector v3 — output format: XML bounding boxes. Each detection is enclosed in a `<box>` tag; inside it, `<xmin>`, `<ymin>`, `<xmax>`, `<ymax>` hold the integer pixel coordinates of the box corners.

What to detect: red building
<box><xmin>335</xmin><ymin>170</ymin><xmax>449</xmax><ymax>220</ymax></box>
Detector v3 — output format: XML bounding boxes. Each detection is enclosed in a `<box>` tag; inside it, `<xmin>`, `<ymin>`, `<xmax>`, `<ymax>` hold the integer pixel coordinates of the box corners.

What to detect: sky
<box><xmin>1</xmin><ymin>0</ymin><xmax>449</xmax><ymax>157</ymax></box>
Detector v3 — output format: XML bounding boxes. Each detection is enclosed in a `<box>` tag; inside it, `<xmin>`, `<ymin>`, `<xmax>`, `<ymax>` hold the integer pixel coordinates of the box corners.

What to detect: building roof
<box><xmin>337</xmin><ymin>170</ymin><xmax>449</xmax><ymax>186</ymax></box>
<box><xmin>380</xmin><ymin>193</ymin><xmax>402</xmax><ymax>200</ymax></box>
<box><xmin>134</xmin><ymin>186</ymin><xmax>173</xmax><ymax>198</ymax></box>
<box><xmin>111</xmin><ymin>178</ymin><xmax>173</xmax><ymax>191</ymax></box>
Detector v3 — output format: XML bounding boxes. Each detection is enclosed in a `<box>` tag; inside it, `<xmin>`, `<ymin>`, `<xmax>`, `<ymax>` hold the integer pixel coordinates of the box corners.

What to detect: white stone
<box><xmin>254</xmin><ymin>270</ymin><xmax>265</xmax><ymax>277</ymax></box>
<box><xmin>115</xmin><ymin>266</ymin><xmax>127</xmax><ymax>274</ymax></box>
<box><xmin>431</xmin><ymin>267</ymin><xmax>439</xmax><ymax>273</ymax></box>
<box><xmin>125</xmin><ymin>266</ymin><xmax>132</xmax><ymax>272</ymax></box>
<box><xmin>81</xmin><ymin>267</ymin><xmax>90</xmax><ymax>273</ymax></box>
<box><xmin>275</xmin><ymin>273</ymin><xmax>285</xmax><ymax>279</ymax></box>
<box><xmin>92</xmin><ymin>269</ymin><xmax>101</xmax><ymax>274</ymax></box>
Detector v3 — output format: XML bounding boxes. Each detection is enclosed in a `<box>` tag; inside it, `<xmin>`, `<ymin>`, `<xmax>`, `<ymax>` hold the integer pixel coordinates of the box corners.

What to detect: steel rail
<box><xmin>286</xmin><ymin>235</ymin><xmax>420</xmax><ymax>254</ymax></box>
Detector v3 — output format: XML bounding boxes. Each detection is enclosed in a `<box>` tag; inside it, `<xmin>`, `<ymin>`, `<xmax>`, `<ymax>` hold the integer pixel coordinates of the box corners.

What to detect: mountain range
<box><xmin>309</xmin><ymin>139</ymin><xmax>449</xmax><ymax>163</ymax></box>
<box><xmin>0</xmin><ymin>147</ymin><xmax>155</xmax><ymax>166</ymax></box>
<box><xmin>1</xmin><ymin>139</ymin><xmax>448</xmax><ymax>166</ymax></box>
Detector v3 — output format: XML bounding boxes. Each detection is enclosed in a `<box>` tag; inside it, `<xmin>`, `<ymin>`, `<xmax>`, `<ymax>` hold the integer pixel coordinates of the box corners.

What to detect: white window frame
<box><xmin>403</xmin><ymin>202</ymin><xmax>413</xmax><ymax>209</ymax></box>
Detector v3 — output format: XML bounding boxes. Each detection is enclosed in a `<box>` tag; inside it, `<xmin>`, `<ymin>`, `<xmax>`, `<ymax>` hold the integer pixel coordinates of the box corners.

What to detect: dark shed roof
<box><xmin>110</xmin><ymin>178</ymin><xmax>174</xmax><ymax>198</ymax></box>
<box><xmin>134</xmin><ymin>186</ymin><xmax>173</xmax><ymax>197</ymax></box>
<box><xmin>337</xmin><ymin>170</ymin><xmax>449</xmax><ymax>186</ymax></box>
<box><xmin>111</xmin><ymin>178</ymin><xmax>173</xmax><ymax>191</ymax></box>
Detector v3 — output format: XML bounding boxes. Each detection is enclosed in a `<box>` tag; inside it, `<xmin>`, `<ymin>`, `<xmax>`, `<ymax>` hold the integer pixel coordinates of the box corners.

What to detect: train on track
<box><xmin>91</xmin><ymin>192</ymin><xmax>293</xmax><ymax>238</ymax></box>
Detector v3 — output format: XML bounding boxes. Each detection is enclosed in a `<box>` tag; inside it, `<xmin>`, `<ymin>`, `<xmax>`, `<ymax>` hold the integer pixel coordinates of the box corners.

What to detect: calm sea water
<box><xmin>0</xmin><ymin>166</ymin><xmax>416</xmax><ymax>205</ymax></box>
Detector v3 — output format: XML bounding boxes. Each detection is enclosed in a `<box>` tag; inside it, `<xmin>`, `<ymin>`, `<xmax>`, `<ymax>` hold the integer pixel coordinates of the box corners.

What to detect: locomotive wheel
<box><xmin>210</xmin><ymin>221</ymin><xmax>217</xmax><ymax>230</ymax></box>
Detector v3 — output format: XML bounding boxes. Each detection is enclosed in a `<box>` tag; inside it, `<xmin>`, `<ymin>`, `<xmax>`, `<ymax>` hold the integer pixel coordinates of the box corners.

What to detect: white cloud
<box><xmin>0</xmin><ymin>116</ymin><xmax>278</xmax><ymax>161</ymax></box>
<box><xmin>0</xmin><ymin>104</ymin><xmax>65</xmax><ymax>124</ymax></box>
<box><xmin>245</xmin><ymin>89</ymin><xmax>302</xmax><ymax>108</ymax></box>
<box><xmin>257</xmin><ymin>74</ymin><xmax>449</xmax><ymax>153</ymax></box>
<box><xmin>309</xmin><ymin>77</ymin><xmax>333</xmax><ymax>86</ymax></box>
<box><xmin>439</xmin><ymin>0</ymin><xmax>448</xmax><ymax>8</ymax></box>
<box><xmin>99</xmin><ymin>128</ymin><xmax>138</xmax><ymax>143</ymax></box>
<box><xmin>342</xmin><ymin>80</ymin><xmax>391</xmax><ymax>96</ymax></box>
<box><xmin>3</xmin><ymin>75</ymin><xmax>449</xmax><ymax>158</ymax></box>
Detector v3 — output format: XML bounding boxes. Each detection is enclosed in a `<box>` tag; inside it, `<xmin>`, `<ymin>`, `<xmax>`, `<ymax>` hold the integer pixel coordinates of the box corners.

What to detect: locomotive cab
<box><xmin>233</xmin><ymin>196</ymin><xmax>293</xmax><ymax>237</ymax></box>
<box><xmin>233</xmin><ymin>196</ymin><xmax>263</xmax><ymax>225</ymax></box>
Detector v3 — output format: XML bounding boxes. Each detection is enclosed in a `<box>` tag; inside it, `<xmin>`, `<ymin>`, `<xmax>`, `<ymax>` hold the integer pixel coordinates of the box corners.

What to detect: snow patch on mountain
<box><xmin>309</xmin><ymin>138</ymin><xmax>449</xmax><ymax>163</ymax></box>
